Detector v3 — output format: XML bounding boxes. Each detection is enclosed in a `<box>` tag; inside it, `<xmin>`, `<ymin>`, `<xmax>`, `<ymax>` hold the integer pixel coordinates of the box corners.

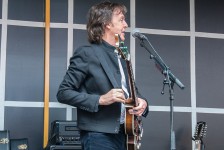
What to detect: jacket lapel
<box><xmin>92</xmin><ymin>44</ymin><xmax>119</xmax><ymax>88</ymax></box>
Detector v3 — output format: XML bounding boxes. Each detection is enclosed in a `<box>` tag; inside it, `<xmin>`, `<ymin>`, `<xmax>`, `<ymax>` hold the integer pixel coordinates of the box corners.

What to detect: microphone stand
<box><xmin>138</xmin><ymin>37</ymin><xmax>185</xmax><ymax>150</ymax></box>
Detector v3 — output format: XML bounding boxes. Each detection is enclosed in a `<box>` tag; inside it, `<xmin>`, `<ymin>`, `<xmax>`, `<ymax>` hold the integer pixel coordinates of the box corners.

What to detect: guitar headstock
<box><xmin>115</xmin><ymin>34</ymin><xmax>130</xmax><ymax>61</ymax></box>
<box><xmin>193</xmin><ymin>121</ymin><xmax>207</xmax><ymax>141</ymax></box>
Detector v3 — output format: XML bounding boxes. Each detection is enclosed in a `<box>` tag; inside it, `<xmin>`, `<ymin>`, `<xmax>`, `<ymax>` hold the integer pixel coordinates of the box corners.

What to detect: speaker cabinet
<box><xmin>0</xmin><ymin>130</ymin><xmax>10</xmax><ymax>150</ymax></box>
<box><xmin>10</xmin><ymin>138</ymin><xmax>29</xmax><ymax>150</ymax></box>
<box><xmin>50</xmin><ymin>145</ymin><xmax>82</xmax><ymax>150</ymax></box>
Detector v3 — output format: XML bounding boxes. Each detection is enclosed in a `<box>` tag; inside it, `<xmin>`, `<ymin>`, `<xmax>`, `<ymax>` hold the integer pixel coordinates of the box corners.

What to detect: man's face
<box><xmin>108</xmin><ymin>10</ymin><xmax>128</xmax><ymax>41</ymax></box>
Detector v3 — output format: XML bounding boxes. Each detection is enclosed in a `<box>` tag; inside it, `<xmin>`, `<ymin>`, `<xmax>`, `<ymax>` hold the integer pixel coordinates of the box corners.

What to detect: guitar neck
<box><xmin>126</xmin><ymin>60</ymin><xmax>138</xmax><ymax>106</ymax></box>
<box><xmin>114</xmin><ymin>34</ymin><xmax>138</xmax><ymax>106</ymax></box>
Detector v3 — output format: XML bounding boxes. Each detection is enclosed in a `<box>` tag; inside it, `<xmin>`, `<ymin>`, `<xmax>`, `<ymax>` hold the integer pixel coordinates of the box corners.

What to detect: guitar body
<box><xmin>115</xmin><ymin>34</ymin><xmax>144</xmax><ymax>150</ymax></box>
<box><xmin>125</xmin><ymin>108</ymin><xmax>143</xmax><ymax>150</ymax></box>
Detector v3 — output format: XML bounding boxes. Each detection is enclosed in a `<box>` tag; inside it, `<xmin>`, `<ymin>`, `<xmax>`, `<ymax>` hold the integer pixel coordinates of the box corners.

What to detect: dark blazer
<box><xmin>57</xmin><ymin>42</ymin><xmax>149</xmax><ymax>134</ymax></box>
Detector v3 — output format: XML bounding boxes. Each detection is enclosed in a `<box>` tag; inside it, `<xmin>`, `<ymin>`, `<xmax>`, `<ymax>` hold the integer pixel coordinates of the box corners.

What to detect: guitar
<box><xmin>115</xmin><ymin>34</ymin><xmax>143</xmax><ymax>150</ymax></box>
<box><xmin>192</xmin><ymin>121</ymin><xmax>207</xmax><ymax>150</ymax></box>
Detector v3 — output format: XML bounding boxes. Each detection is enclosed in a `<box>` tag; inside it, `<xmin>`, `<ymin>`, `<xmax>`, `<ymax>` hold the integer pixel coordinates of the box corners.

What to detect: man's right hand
<box><xmin>99</xmin><ymin>89</ymin><xmax>125</xmax><ymax>105</ymax></box>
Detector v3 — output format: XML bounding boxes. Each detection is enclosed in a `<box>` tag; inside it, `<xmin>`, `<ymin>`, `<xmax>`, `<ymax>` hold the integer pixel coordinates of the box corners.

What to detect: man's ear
<box><xmin>105</xmin><ymin>23</ymin><xmax>111</xmax><ymax>29</ymax></box>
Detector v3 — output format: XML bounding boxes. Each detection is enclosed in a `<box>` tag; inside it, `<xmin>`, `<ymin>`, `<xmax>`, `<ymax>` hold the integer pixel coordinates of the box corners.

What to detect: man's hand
<box><xmin>128</xmin><ymin>98</ymin><xmax>147</xmax><ymax>116</ymax></box>
<box><xmin>99</xmin><ymin>89</ymin><xmax>125</xmax><ymax>105</ymax></box>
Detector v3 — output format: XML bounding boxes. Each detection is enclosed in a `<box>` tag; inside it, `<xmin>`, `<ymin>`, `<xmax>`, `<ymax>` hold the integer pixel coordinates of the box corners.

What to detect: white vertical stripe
<box><xmin>0</xmin><ymin>0</ymin><xmax>8</xmax><ymax>130</ymax></box>
<box><xmin>130</xmin><ymin>0</ymin><xmax>136</xmax><ymax>77</ymax></box>
<box><xmin>66</xmin><ymin>0</ymin><xmax>75</xmax><ymax>120</ymax></box>
<box><xmin>67</xmin><ymin>0</ymin><xmax>74</xmax><ymax>67</ymax></box>
<box><xmin>190</xmin><ymin>0</ymin><xmax>197</xmax><ymax>149</ymax></box>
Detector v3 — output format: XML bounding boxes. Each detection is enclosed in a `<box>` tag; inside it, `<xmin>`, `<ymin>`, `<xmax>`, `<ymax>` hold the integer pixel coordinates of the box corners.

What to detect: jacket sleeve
<box><xmin>57</xmin><ymin>46</ymin><xmax>100</xmax><ymax>113</ymax></box>
<box><xmin>136</xmin><ymin>85</ymin><xmax>149</xmax><ymax>117</ymax></box>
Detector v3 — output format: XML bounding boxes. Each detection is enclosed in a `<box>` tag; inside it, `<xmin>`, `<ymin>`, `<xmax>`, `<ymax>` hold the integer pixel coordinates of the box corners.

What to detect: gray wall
<box><xmin>0</xmin><ymin>0</ymin><xmax>224</xmax><ymax>149</ymax></box>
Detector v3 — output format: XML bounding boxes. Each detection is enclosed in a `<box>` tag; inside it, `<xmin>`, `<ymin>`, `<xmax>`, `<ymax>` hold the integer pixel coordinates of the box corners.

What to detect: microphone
<box><xmin>131</xmin><ymin>29</ymin><xmax>147</xmax><ymax>40</ymax></box>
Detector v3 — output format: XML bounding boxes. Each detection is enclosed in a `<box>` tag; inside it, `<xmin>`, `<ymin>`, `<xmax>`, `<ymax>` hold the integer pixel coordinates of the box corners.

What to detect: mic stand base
<box><xmin>170</xmin><ymin>99</ymin><xmax>176</xmax><ymax>150</ymax></box>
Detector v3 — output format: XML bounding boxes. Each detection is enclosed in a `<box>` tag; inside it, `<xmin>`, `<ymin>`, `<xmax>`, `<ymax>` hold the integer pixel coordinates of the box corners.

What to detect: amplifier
<box><xmin>51</xmin><ymin>120</ymin><xmax>81</xmax><ymax>145</ymax></box>
<box><xmin>10</xmin><ymin>138</ymin><xmax>29</xmax><ymax>150</ymax></box>
<box><xmin>50</xmin><ymin>145</ymin><xmax>82</xmax><ymax>150</ymax></box>
<box><xmin>0</xmin><ymin>130</ymin><xmax>10</xmax><ymax>150</ymax></box>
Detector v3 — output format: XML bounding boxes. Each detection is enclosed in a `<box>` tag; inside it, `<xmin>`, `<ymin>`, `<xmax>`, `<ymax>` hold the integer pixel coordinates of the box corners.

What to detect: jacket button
<box><xmin>114</xmin><ymin>127</ymin><xmax>119</xmax><ymax>133</ymax></box>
